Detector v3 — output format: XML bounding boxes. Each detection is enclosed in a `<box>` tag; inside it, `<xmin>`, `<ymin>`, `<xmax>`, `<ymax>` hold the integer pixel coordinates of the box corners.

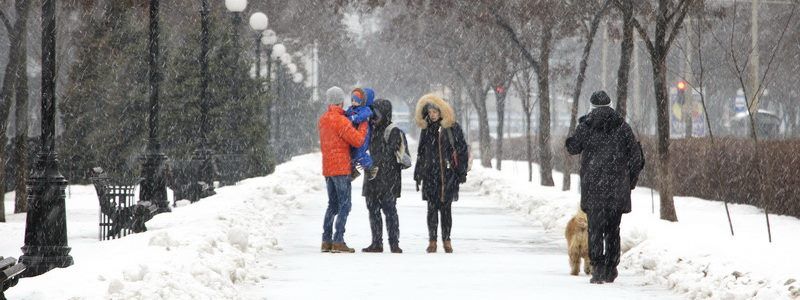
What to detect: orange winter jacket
<box><xmin>318</xmin><ymin>104</ymin><xmax>368</xmax><ymax>177</ymax></box>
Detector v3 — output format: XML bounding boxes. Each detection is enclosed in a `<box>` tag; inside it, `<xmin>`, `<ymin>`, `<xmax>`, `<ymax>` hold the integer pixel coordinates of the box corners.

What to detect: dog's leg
<box><xmin>569</xmin><ymin>249</ymin><xmax>580</xmax><ymax>276</ymax></box>
<box><xmin>583</xmin><ymin>255</ymin><xmax>592</xmax><ymax>275</ymax></box>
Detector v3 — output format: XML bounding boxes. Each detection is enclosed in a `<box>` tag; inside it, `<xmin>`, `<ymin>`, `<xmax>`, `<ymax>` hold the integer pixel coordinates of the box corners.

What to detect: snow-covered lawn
<box><xmin>1</xmin><ymin>153</ymin><xmax>798</xmax><ymax>299</ymax></box>
<box><xmin>1</xmin><ymin>157</ymin><xmax>317</xmax><ymax>299</ymax></box>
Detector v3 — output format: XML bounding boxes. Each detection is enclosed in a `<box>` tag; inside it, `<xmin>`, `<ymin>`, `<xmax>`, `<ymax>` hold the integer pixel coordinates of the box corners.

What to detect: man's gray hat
<box><xmin>326</xmin><ymin>86</ymin><xmax>345</xmax><ymax>104</ymax></box>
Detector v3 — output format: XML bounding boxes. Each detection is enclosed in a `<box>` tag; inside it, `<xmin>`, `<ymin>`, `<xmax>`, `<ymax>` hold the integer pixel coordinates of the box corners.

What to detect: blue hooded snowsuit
<box><xmin>347</xmin><ymin>88</ymin><xmax>375</xmax><ymax>169</ymax></box>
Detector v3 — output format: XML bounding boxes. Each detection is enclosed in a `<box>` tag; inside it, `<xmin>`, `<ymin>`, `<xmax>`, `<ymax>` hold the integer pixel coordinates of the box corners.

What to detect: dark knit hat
<box><xmin>590</xmin><ymin>91</ymin><xmax>611</xmax><ymax>107</ymax></box>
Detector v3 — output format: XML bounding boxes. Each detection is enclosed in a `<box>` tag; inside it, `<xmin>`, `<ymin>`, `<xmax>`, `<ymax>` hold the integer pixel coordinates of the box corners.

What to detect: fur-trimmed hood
<box><xmin>415</xmin><ymin>93</ymin><xmax>456</xmax><ymax>129</ymax></box>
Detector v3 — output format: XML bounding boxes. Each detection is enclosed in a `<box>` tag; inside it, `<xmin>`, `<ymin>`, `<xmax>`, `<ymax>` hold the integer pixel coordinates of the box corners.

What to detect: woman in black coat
<box><xmin>361</xmin><ymin>99</ymin><xmax>408</xmax><ymax>253</ymax></box>
<box><xmin>413</xmin><ymin>94</ymin><xmax>469</xmax><ymax>254</ymax></box>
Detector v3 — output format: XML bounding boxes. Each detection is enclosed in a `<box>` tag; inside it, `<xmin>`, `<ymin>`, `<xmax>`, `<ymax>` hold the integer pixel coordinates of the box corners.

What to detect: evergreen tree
<box><xmin>61</xmin><ymin>2</ymin><xmax>148</xmax><ymax>182</ymax></box>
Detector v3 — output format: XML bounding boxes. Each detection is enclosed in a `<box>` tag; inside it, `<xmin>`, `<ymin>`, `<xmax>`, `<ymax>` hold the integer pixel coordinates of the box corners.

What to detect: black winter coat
<box><xmin>566</xmin><ymin>107</ymin><xmax>643</xmax><ymax>213</ymax></box>
<box><xmin>362</xmin><ymin>100</ymin><xmax>407</xmax><ymax>199</ymax></box>
<box><xmin>414</xmin><ymin>121</ymin><xmax>469</xmax><ymax>204</ymax></box>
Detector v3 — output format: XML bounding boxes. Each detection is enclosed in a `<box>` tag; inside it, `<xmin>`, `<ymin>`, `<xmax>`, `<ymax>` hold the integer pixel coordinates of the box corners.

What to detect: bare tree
<box><xmin>720</xmin><ymin>2</ymin><xmax>797</xmax><ymax>241</ymax></box>
<box><xmin>563</xmin><ymin>0</ymin><xmax>611</xmax><ymax>191</ymax></box>
<box><xmin>12</xmin><ymin>0</ymin><xmax>30</xmax><ymax>214</ymax></box>
<box><xmin>628</xmin><ymin>0</ymin><xmax>697</xmax><ymax>221</ymax></box>
<box><xmin>0</xmin><ymin>0</ymin><xmax>32</xmax><ymax>221</ymax></box>
<box><xmin>512</xmin><ymin>66</ymin><xmax>536</xmax><ymax>182</ymax></box>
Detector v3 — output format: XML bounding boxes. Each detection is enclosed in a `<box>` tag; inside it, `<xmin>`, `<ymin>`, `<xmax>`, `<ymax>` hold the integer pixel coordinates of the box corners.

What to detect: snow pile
<box><xmin>5</xmin><ymin>154</ymin><xmax>323</xmax><ymax>300</ymax></box>
<box><xmin>465</xmin><ymin>160</ymin><xmax>800</xmax><ymax>300</ymax></box>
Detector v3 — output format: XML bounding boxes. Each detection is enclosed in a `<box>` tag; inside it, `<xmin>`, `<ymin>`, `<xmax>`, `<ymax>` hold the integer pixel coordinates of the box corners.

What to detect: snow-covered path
<box><xmin>250</xmin><ymin>166</ymin><xmax>678</xmax><ymax>299</ymax></box>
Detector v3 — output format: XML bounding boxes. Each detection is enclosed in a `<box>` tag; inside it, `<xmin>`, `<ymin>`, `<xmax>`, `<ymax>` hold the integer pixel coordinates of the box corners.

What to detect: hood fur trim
<box><xmin>415</xmin><ymin>93</ymin><xmax>455</xmax><ymax>129</ymax></box>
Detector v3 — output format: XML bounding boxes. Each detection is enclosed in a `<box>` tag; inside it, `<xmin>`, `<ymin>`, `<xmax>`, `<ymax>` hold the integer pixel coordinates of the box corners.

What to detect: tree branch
<box><xmin>0</xmin><ymin>9</ymin><xmax>12</xmax><ymax>34</ymax></box>
<box><xmin>665</xmin><ymin>0</ymin><xmax>695</xmax><ymax>52</ymax></box>
<box><xmin>491</xmin><ymin>9</ymin><xmax>541</xmax><ymax>73</ymax></box>
<box><xmin>631</xmin><ymin>16</ymin><xmax>656</xmax><ymax>58</ymax></box>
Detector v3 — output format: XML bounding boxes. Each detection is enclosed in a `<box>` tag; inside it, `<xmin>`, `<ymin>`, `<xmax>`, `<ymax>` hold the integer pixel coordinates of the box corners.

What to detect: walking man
<box><xmin>566</xmin><ymin>91</ymin><xmax>644</xmax><ymax>284</ymax></box>
<box><xmin>318</xmin><ymin>86</ymin><xmax>369</xmax><ymax>253</ymax></box>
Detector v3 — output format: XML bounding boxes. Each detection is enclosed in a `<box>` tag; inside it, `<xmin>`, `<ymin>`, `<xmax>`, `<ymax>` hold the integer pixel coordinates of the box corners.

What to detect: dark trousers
<box><xmin>365</xmin><ymin>195</ymin><xmax>400</xmax><ymax>246</ymax></box>
<box><xmin>587</xmin><ymin>208</ymin><xmax>623</xmax><ymax>271</ymax></box>
<box><xmin>427</xmin><ymin>201</ymin><xmax>452</xmax><ymax>241</ymax></box>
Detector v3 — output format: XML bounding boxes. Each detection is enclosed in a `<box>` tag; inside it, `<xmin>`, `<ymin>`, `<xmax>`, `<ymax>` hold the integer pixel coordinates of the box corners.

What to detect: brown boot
<box><xmin>361</xmin><ymin>244</ymin><xmax>383</xmax><ymax>253</ymax></box>
<box><xmin>390</xmin><ymin>244</ymin><xmax>403</xmax><ymax>254</ymax></box>
<box><xmin>426</xmin><ymin>240</ymin><xmax>437</xmax><ymax>253</ymax></box>
<box><xmin>331</xmin><ymin>242</ymin><xmax>355</xmax><ymax>253</ymax></box>
<box><xmin>443</xmin><ymin>240</ymin><xmax>453</xmax><ymax>253</ymax></box>
<box><xmin>321</xmin><ymin>242</ymin><xmax>332</xmax><ymax>253</ymax></box>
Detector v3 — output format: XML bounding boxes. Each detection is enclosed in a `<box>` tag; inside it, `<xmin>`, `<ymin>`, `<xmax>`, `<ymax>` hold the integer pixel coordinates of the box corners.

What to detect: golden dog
<box><xmin>565</xmin><ymin>209</ymin><xmax>591</xmax><ymax>276</ymax></box>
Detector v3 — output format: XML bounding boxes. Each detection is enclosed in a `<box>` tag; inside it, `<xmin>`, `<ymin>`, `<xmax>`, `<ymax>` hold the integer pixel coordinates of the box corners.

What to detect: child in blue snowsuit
<box><xmin>347</xmin><ymin>87</ymin><xmax>378</xmax><ymax>180</ymax></box>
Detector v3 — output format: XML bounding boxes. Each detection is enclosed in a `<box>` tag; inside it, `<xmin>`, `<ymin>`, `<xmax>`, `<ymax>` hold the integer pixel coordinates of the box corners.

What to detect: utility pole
<box><xmin>684</xmin><ymin>17</ymin><xmax>694</xmax><ymax>138</ymax></box>
<box><xmin>601</xmin><ymin>21</ymin><xmax>609</xmax><ymax>90</ymax></box>
<box><xmin>632</xmin><ymin>36</ymin><xmax>641</xmax><ymax>130</ymax></box>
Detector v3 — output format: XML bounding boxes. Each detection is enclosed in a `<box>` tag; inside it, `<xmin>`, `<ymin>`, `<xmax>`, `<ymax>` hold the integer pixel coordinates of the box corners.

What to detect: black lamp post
<box><xmin>225</xmin><ymin>1</ymin><xmax>245</xmax><ymax>105</ymax></box>
<box><xmin>262</xmin><ymin>30</ymin><xmax>277</xmax><ymax>143</ymax></box>
<box><xmin>140</xmin><ymin>0</ymin><xmax>170</xmax><ymax>214</ymax></box>
<box><xmin>191</xmin><ymin>0</ymin><xmax>215</xmax><ymax>202</ymax></box>
<box><xmin>19</xmin><ymin>0</ymin><xmax>74</xmax><ymax>277</ymax></box>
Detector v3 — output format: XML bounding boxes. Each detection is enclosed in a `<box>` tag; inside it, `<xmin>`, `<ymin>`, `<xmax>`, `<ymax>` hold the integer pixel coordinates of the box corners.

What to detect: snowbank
<box><xmin>3</xmin><ymin>154</ymin><xmax>324</xmax><ymax>300</ymax></box>
<box><xmin>465</xmin><ymin>160</ymin><xmax>800</xmax><ymax>300</ymax></box>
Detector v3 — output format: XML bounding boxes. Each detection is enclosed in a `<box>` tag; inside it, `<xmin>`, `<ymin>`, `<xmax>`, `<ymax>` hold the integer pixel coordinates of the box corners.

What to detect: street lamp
<box><xmin>249</xmin><ymin>12</ymin><xmax>269</xmax><ymax>85</ymax></box>
<box><xmin>191</xmin><ymin>0</ymin><xmax>216</xmax><ymax>202</ymax></box>
<box><xmin>138</xmin><ymin>0</ymin><xmax>170</xmax><ymax>214</ymax></box>
<box><xmin>261</xmin><ymin>30</ymin><xmax>277</xmax><ymax>143</ymax></box>
<box><xmin>262</xmin><ymin>29</ymin><xmax>277</xmax><ymax>89</ymax></box>
<box><xmin>270</xmin><ymin>43</ymin><xmax>286</xmax><ymax>143</ymax></box>
<box><xmin>225</xmin><ymin>0</ymin><xmax>247</xmax><ymax>103</ymax></box>
<box><xmin>19</xmin><ymin>0</ymin><xmax>74</xmax><ymax>277</ymax></box>
<box><xmin>224</xmin><ymin>0</ymin><xmax>247</xmax><ymax>12</ymax></box>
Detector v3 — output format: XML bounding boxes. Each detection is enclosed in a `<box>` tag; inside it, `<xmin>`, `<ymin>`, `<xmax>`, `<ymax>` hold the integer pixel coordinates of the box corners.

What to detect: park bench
<box><xmin>90</xmin><ymin>167</ymin><xmax>157</xmax><ymax>240</ymax></box>
<box><xmin>0</xmin><ymin>256</ymin><xmax>26</xmax><ymax>300</ymax></box>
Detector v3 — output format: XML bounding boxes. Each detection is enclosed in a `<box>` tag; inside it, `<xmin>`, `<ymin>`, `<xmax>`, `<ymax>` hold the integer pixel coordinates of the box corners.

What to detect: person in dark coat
<box><xmin>361</xmin><ymin>99</ymin><xmax>408</xmax><ymax>254</ymax></box>
<box><xmin>413</xmin><ymin>94</ymin><xmax>469</xmax><ymax>254</ymax></box>
<box><xmin>565</xmin><ymin>90</ymin><xmax>644</xmax><ymax>284</ymax></box>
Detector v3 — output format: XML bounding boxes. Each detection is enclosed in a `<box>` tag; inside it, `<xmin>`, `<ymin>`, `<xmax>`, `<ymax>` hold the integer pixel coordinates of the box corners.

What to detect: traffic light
<box><xmin>677</xmin><ymin>80</ymin><xmax>687</xmax><ymax>104</ymax></box>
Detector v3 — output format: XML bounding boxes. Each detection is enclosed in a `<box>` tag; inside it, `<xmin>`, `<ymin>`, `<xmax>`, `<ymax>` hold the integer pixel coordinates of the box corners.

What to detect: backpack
<box><xmin>445</xmin><ymin>127</ymin><xmax>472</xmax><ymax>173</ymax></box>
<box><xmin>383</xmin><ymin>123</ymin><xmax>412</xmax><ymax>169</ymax></box>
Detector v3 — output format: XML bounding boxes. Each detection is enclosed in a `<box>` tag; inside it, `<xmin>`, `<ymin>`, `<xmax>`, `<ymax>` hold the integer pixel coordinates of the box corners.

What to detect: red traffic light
<box><xmin>677</xmin><ymin>81</ymin><xmax>688</xmax><ymax>91</ymax></box>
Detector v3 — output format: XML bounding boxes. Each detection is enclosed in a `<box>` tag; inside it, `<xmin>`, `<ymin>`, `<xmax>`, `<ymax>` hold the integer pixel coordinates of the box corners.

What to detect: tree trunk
<box><xmin>0</xmin><ymin>0</ymin><xmax>30</xmax><ymax>222</ymax></box>
<box><xmin>474</xmin><ymin>87</ymin><xmax>492</xmax><ymax>168</ymax></box>
<box><xmin>526</xmin><ymin>114</ymin><xmax>533</xmax><ymax>182</ymax></box>
<box><xmin>652</xmin><ymin>55</ymin><xmax>678</xmax><ymax>222</ymax></box>
<box><xmin>13</xmin><ymin>0</ymin><xmax>31</xmax><ymax>213</ymax></box>
<box><xmin>537</xmin><ymin>26</ymin><xmax>555</xmax><ymax>187</ymax></box>
<box><xmin>563</xmin><ymin>3</ymin><xmax>609</xmax><ymax>191</ymax></box>
<box><xmin>495</xmin><ymin>89</ymin><xmax>506</xmax><ymax>170</ymax></box>
<box><xmin>615</xmin><ymin>0</ymin><xmax>634</xmax><ymax>119</ymax></box>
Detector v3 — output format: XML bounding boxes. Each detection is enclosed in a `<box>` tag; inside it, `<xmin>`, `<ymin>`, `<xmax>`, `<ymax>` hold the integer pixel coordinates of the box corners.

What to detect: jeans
<box><xmin>322</xmin><ymin>176</ymin><xmax>352</xmax><ymax>243</ymax></box>
<box><xmin>587</xmin><ymin>208</ymin><xmax>623</xmax><ymax>270</ymax></box>
<box><xmin>427</xmin><ymin>200</ymin><xmax>452</xmax><ymax>241</ymax></box>
<box><xmin>366</xmin><ymin>195</ymin><xmax>400</xmax><ymax>246</ymax></box>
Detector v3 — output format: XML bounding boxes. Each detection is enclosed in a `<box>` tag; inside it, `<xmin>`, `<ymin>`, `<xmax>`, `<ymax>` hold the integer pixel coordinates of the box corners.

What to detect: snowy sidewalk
<box><xmin>250</xmin><ymin>160</ymin><xmax>677</xmax><ymax>299</ymax></box>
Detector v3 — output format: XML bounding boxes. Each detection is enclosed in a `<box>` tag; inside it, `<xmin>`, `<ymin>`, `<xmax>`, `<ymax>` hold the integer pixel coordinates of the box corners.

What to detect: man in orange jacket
<box><xmin>318</xmin><ymin>86</ymin><xmax>369</xmax><ymax>253</ymax></box>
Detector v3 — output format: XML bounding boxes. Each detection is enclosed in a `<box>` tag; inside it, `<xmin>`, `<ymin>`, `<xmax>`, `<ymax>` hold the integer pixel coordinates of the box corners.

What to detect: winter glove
<box><xmin>415</xmin><ymin>180</ymin><xmax>421</xmax><ymax>192</ymax></box>
<box><xmin>458</xmin><ymin>172</ymin><xmax>467</xmax><ymax>184</ymax></box>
